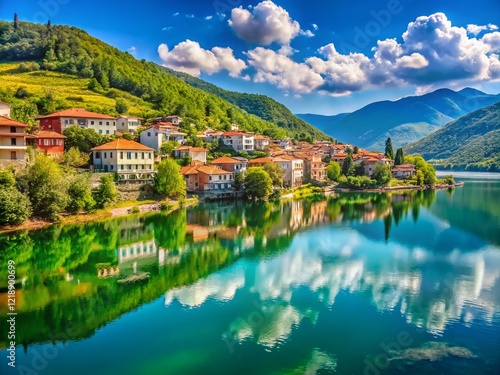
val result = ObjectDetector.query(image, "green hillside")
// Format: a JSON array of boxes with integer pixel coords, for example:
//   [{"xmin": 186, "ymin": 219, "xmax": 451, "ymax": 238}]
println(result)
[
  {"xmin": 165, "ymin": 68, "xmax": 332, "ymax": 142},
  {"xmin": 405, "ymin": 101, "xmax": 500, "ymax": 171},
  {"xmin": 0, "ymin": 20, "xmax": 327, "ymax": 140}
]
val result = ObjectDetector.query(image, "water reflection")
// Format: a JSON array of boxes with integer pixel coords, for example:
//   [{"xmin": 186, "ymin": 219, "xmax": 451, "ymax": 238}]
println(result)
[{"xmin": 0, "ymin": 188, "xmax": 499, "ymax": 351}]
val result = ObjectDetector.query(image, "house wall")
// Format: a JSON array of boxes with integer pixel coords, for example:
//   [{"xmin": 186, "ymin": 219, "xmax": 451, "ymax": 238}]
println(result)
[
  {"xmin": 0, "ymin": 103, "xmax": 11, "ymax": 117},
  {"xmin": 93, "ymin": 149, "xmax": 154, "ymax": 179},
  {"xmin": 37, "ymin": 138, "xmax": 64, "ymax": 156},
  {"xmin": 117, "ymin": 117, "xmax": 141, "ymax": 133},
  {"xmin": 140, "ymin": 130, "xmax": 162, "ymax": 151}
]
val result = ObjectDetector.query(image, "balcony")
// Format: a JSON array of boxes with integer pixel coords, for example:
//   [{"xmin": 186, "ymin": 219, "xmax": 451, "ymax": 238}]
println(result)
[{"xmin": 0, "ymin": 145, "xmax": 27, "ymax": 150}]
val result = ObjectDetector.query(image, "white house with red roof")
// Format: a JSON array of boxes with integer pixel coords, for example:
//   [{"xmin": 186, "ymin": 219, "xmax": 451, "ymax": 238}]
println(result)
[
  {"xmin": 0, "ymin": 116, "xmax": 28, "ymax": 162},
  {"xmin": 116, "ymin": 115, "xmax": 142, "ymax": 134},
  {"xmin": 91, "ymin": 139, "xmax": 154, "ymax": 181},
  {"xmin": 0, "ymin": 101, "xmax": 11, "ymax": 118},
  {"xmin": 173, "ymin": 146, "xmax": 209, "ymax": 164},
  {"xmin": 221, "ymin": 131, "xmax": 254, "ymax": 152},
  {"xmin": 211, "ymin": 156, "xmax": 248, "ymax": 173},
  {"xmin": 37, "ymin": 108, "xmax": 117, "ymax": 135},
  {"xmin": 140, "ymin": 124, "xmax": 187, "ymax": 151}
]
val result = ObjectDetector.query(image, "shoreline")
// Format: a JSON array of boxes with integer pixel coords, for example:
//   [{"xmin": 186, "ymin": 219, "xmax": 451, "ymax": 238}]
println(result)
[{"xmin": 329, "ymin": 182, "xmax": 463, "ymax": 194}]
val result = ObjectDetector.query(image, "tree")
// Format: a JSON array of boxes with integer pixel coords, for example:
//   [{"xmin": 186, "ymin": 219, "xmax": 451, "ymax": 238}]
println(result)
[
  {"xmin": 115, "ymin": 99, "xmax": 128, "ymax": 114},
  {"xmin": 93, "ymin": 174, "xmax": 119, "ymax": 208},
  {"xmin": 88, "ymin": 78, "xmax": 102, "ymax": 92},
  {"xmin": 244, "ymin": 168, "xmax": 272, "ymax": 200},
  {"xmin": 415, "ymin": 170, "xmax": 425, "ymax": 186},
  {"xmin": 342, "ymin": 155, "xmax": 355, "ymax": 176},
  {"xmin": 154, "ymin": 158, "xmax": 186, "ymax": 198},
  {"xmin": 15, "ymin": 86, "xmax": 28, "ymax": 99},
  {"xmin": 326, "ymin": 161, "xmax": 341, "ymax": 181},
  {"xmin": 11, "ymin": 103, "xmax": 38, "ymax": 126},
  {"xmin": 354, "ymin": 161, "xmax": 366, "ymax": 176},
  {"xmin": 160, "ymin": 140, "xmax": 179, "ymax": 156},
  {"xmin": 0, "ymin": 169, "xmax": 16, "ymax": 187},
  {"xmin": 61, "ymin": 147, "xmax": 90, "ymax": 169},
  {"xmin": 63, "ymin": 127, "xmax": 105, "ymax": 153},
  {"xmin": 385, "ymin": 137, "xmax": 395, "ymax": 160},
  {"xmin": 14, "ymin": 13, "xmax": 18, "ymax": 30},
  {"xmin": 394, "ymin": 148, "xmax": 405, "ymax": 165},
  {"xmin": 372, "ymin": 164, "xmax": 392, "ymax": 186},
  {"xmin": 405, "ymin": 155, "xmax": 436, "ymax": 185},
  {"xmin": 353, "ymin": 146, "xmax": 359, "ymax": 154},
  {"xmin": 66, "ymin": 174, "xmax": 95, "ymax": 214},
  {"xmin": 263, "ymin": 162, "xmax": 284, "ymax": 188},
  {"xmin": 0, "ymin": 188, "xmax": 32, "ymax": 225},
  {"xmin": 234, "ymin": 171, "xmax": 244, "ymax": 191},
  {"xmin": 26, "ymin": 154, "xmax": 68, "ymax": 221}
]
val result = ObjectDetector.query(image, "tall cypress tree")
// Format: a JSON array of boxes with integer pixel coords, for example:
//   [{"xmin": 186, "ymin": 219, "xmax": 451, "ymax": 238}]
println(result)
[
  {"xmin": 385, "ymin": 137, "xmax": 395, "ymax": 160},
  {"xmin": 342, "ymin": 155, "xmax": 355, "ymax": 176},
  {"xmin": 13, "ymin": 13, "xmax": 19, "ymax": 30},
  {"xmin": 394, "ymin": 148, "xmax": 405, "ymax": 165}
]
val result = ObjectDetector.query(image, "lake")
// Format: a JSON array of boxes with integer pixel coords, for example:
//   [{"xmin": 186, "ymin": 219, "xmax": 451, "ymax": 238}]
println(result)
[{"xmin": 1, "ymin": 173, "xmax": 499, "ymax": 375}]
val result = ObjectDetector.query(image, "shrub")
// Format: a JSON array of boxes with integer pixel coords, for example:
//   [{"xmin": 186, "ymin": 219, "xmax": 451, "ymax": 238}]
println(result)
[
  {"xmin": 131, "ymin": 206, "xmax": 140, "ymax": 214},
  {"xmin": 443, "ymin": 175, "xmax": 455, "ymax": 185},
  {"xmin": 0, "ymin": 187, "xmax": 32, "ymax": 225}
]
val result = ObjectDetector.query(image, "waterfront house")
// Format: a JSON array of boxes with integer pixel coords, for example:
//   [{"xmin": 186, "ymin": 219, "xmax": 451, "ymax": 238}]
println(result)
[
  {"xmin": 140, "ymin": 124, "xmax": 187, "ymax": 151},
  {"xmin": 91, "ymin": 139, "xmax": 154, "ymax": 181},
  {"xmin": 37, "ymin": 108, "xmax": 117, "ymax": 135},
  {"xmin": 116, "ymin": 115, "xmax": 142, "ymax": 134},
  {"xmin": 211, "ymin": 156, "xmax": 248, "ymax": 173},
  {"xmin": 33, "ymin": 130, "xmax": 66, "ymax": 156},
  {"xmin": 173, "ymin": 146, "xmax": 209, "ymax": 164},
  {"xmin": 272, "ymin": 155, "xmax": 304, "ymax": 188},
  {"xmin": 221, "ymin": 131, "xmax": 254, "ymax": 152},
  {"xmin": 180, "ymin": 164, "xmax": 234, "ymax": 191},
  {"xmin": 304, "ymin": 155, "xmax": 327, "ymax": 182},
  {"xmin": 0, "ymin": 101, "xmax": 11, "ymax": 117},
  {"xmin": 0, "ymin": 116, "xmax": 28, "ymax": 163},
  {"xmin": 392, "ymin": 164, "xmax": 417, "ymax": 179}
]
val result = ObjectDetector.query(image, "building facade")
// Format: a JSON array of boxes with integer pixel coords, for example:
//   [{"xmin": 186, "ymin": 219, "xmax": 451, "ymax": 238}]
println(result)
[
  {"xmin": 116, "ymin": 116, "xmax": 142, "ymax": 134},
  {"xmin": 140, "ymin": 125, "xmax": 187, "ymax": 151},
  {"xmin": 173, "ymin": 146, "xmax": 208, "ymax": 164},
  {"xmin": 221, "ymin": 131, "xmax": 254, "ymax": 152},
  {"xmin": 0, "ymin": 102, "xmax": 11, "ymax": 117},
  {"xmin": 37, "ymin": 108, "xmax": 117, "ymax": 135},
  {"xmin": 0, "ymin": 116, "xmax": 28, "ymax": 162},
  {"xmin": 211, "ymin": 156, "xmax": 248, "ymax": 173},
  {"xmin": 33, "ymin": 130, "xmax": 66, "ymax": 156}
]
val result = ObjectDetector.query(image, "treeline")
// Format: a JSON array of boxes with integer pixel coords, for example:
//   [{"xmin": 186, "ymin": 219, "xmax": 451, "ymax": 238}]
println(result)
[{"xmin": 0, "ymin": 20, "xmax": 300, "ymax": 138}]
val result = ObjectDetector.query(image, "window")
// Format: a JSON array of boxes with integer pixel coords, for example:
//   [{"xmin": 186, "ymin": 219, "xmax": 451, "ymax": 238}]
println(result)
[
  {"xmin": 209, "ymin": 176, "xmax": 212, "ymax": 181},
  {"xmin": 120, "ymin": 152, "xmax": 123, "ymax": 159},
  {"xmin": 120, "ymin": 165, "xmax": 124, "ymax": 170},
  {"xmin": 10, "ymin": 126, "xmax": 15, "ymax": 133},
  {"xmin": 99, "ymin": 130, "xmax": 102, "ymax": 134},
  {"xmin": 110, "ymin": 152, "xmax": 113, "ymax": 158},
  {"xmin": 110, "ymin": 165, "xmax": 114, "ymax": 170},
  {"xmin": 135, "ymin": 152, "xmax": 138, "ymax": 159},
  {"xmin": 69, "ymin": 119, "xmax": 74, "ymax": 124},
  {"xmin": 147, "ymin": 132, "xmax": 151, "ymax": 137},
  {"xmin": 149, "ymin": 153, "xmax": 152, "ymax": 159},
  {"xmin": 95, "ymin": 152, "xmax": 101, "ymax": 158},
  {"xmin": 141, "ymin": 152, "xmax": 145, "ymax": 159},
  {"xmin": 104, "ymin": 152, "xmax": 107, "ymax": 159},
  {"xmin": 128, "ymin": 165, "xmax": 132, "ymax": 170},
  {"xmin": 65, "ymin": 120, "xmax": 69, "ymax": 125},
  {"xmin": 99, "ymin": 121, "xmax": 103, "ymax": 125},
  {"xmin": 11, "ymin": 138, "xmax": 16, "ymax": 146},
  {"xmin": 44, "ymin": 139, "xmax": 50, "ymax": 146},
  {"xmin": 106, "ymin": 122, "xmax": 110, "ymax": 126},
  {"xmin": 10, "ymin": 151, "xmax": 16, "ymax": 160},
  {"xmin": 106, "ymin": 130, "xmax": 110, "ymax": 134},
  {"xmin": 127, "ymin": 152, "xmax": 132, "ymax": 159},
  {"xmin": 91, "ymin": 121, "xmax": 94, "ymax": 125}
]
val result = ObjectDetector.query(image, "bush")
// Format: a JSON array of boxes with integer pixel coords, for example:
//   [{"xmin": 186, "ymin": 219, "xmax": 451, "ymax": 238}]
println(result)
[
  {"xmin": 160, "ymin": 202, "xmax": 173, "ymax": 211},
  {"xmin": 0, "ymin": 187, "xmax": 32, "ymax": 225},
  {"xmin": 15, "ymin": 86, "xmax": 29, "ymax": 98},
  {"xmin": 340, "ymin": 176, "xmax": 378, "ymax": 189},
  {"xmin": 443, "ymin": 175, "xmax": 455, "ymax": 185},
  {"xmin": 131, "ymin": 206, "xmax": 140, "ymax": 214}
]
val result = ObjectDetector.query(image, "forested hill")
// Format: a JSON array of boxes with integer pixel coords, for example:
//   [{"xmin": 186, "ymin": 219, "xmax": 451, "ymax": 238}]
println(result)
[
  {"xmin": 165, "ymin": 67, "xmax": 331, "ymax": 142},
  {"xmin": 405, "ymin": 101, "xmax": 500, "ymax": 171},
  {"xmin": 0, "ymin": 20, "xmax": 330, "ymax": 140}
]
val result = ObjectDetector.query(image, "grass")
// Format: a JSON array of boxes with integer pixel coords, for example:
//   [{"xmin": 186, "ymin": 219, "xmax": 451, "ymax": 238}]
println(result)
[
  {"xmin": 0, "ymin": 62, "xmax": 153, "ymax": 115},
  {"xmin": 293, "ymin": 184, "xmax": 325, "ymax": 200}
]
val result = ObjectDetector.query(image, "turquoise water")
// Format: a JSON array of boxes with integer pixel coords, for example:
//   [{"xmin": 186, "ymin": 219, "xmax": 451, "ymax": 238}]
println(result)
[{"xmin": 1, "ymin": 174, "xmax": 499, "ymax": 374}]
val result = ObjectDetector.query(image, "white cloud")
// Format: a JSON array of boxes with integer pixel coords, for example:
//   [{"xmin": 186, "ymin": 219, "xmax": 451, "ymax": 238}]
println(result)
[
  {"xmin": 217, "ymin": 12, "xmax": 226, "ymax": 20},
  {"xmin": 186, "ymin": 14, "xmax": 194, "ymax": 18},
  {"xmin": 467, "ymin": 23, "xmax": 498, "ymax": 35},
  {"xmin": 312, "ymin": 23, "xmax": 318, "ymax": 30},
  {"xmin": 300, "ymin": 29, "xmax": 315, "ymax": 37},
  {"xmin": 173, "ymin": 12, "xmax": 179, "ymax": 16},
  {"xmin": 162, "ymin": 26, "xmax": 172, "ymax": 31},
  {"xmin": 483, "ymin": 31, "xmax": 500, "ymax": 52},
  {"xmin": 127, "ymin": 46, "xmax": 137, "ymax": 56},
  {"xmin": 205, "ymin": 15, "xmax": 213, "ymax": 20},
  {"xmin": 228, "ymin": 1, "xmax": 301, "ymax": 45},
  {"xmin": 158, "ymin": 40, "xmax": 247, "ymax": 78}
]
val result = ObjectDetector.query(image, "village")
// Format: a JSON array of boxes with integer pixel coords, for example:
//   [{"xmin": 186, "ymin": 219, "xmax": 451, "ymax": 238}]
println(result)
[{"xmin": 0, "ymin": 103, "xmax": 421, "ymax": 201}]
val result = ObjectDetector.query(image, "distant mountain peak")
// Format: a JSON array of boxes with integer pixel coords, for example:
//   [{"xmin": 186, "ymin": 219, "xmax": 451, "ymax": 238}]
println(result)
[{"xmin": 458, "ymin": 87, "xmax": 488, "ymax": 97}]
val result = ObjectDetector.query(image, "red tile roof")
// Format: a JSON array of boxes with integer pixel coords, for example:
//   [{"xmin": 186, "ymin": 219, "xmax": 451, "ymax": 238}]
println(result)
[
  {"xmin": 0, "ymin": 116, "xmax": 29, "ymax": 127},
  {"xmin": 222, "ymin": 131, "xmax": 253, "ymax": 136},
  {"xmin": 34, "ymin": 130, "xmax": 67, "ymax": 139},
  {"xmin": 91, "ymin": 139, "xmax": 153, "ymax": 151},
  {"xmin": 197, "ymin": 165, "xmax": 233, "ymax": 175},
  {"xmin": 212, "ymin": 156, "xmax": 241, "ymax": 164},
  {"xmin": 249, "ymin": 157, "xmax": 273, "ymax": 164},
  {"xmin": 180, "ymin": 165, "xmax": 199, "ymax": 175},
  {"xmin": 37, "ymin": 108, "xmax": 116, "ymax": 120}
]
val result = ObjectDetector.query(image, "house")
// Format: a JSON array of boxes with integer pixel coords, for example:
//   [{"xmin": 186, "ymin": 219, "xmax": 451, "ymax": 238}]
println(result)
[
  {"xmin": 140, "ymin": 125, "xmax": 187, "ymax": 151},
  {"xmin": 221, "ymin": 131, "xmax": 254, "ymax": 152},
  {"xmin": 273, "ymin": 139, "xmax": 293, "ymax": 150},
  {"xmin": 116, "ymin": 116, "xmax": 142, "ymax": 134},
  {"xmin": 0, "ymin": 116, "xmax": 28, "ymax": 162},
  {"xmin": 392, "ymin": 164, "xmax": 417, "ymax": 179},
  {"xmin": 33, "ymin": 130, "xmax": 66, "ymax": 156},
  {"xmin": 254, "ymin": 135, "xmax": 270, "ymax": 151},
  {"xmin": 353, "ymin": 152, "xmax": 393, "ymax": 176},
  {"xmin": 180, "ymin": 164, "xmax": 234, "ymax": 191},
  {"xmin": 272, "ymin": 155, "xmax": 304, "ymax": 188},
  {"xmin": 37, "ymin": 108, "xmax": 117, "ymax": 135},
  {"xmin": 91, "ymin": 139, "xmax": 155, "ymax": 181},
  {"xmin": 150, "ymin": 115, "xmax": 182, "ymax": 125},
  {"xmin": 248, "ymin": 157, "xmax": 273, "ymax": 166},
  {"xmin": 304, "ymin": 155, "xmax": 327, "ymax": 182},
  {"xmin": 0, "ymin": 102, "xmax": 11, "ymax": 117},
  {"xmin": 173, "ymin": 146, "xmax": 209, "ymax": 164},
  {"xmin": 211, "ymin": 156, "xmax": 248, "ymax": 173},
  {"xmin": 331, "ymin": 152, "xmax": 348, "ymax": 164}
]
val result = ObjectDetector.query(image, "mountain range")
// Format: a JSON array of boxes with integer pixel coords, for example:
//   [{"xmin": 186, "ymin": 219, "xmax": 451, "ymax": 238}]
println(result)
[
  {"xmin": 297, "ymin": 88, "xmax": 500, "ymax": 150},
  {"xmin": 405, "ymin": 101, "xmax": 500, "ymax": 171}
]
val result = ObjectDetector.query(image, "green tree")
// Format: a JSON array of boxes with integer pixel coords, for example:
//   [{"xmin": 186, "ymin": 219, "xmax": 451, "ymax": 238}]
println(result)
[
  {"xmin": 0, "ymin": 187, "xmax": 32, "ymax": 225},
  {"xmin": 342, "ymin": 155, "xmax": 355, "ymax": 176},
  {"xmin": 26, "ymin": 154, "xmax": 68, "ymax": 221},
  {"xmin": 244, "ymin": 168, "xmax": 273, "ymax": 200},
  {"xmin": 326, "ymin": 161, "xmax": 341, "ymax": 181},
  {"xmin": 405, "ymin": 155, "xmax": 436, "ymax": 185},
  {"xmin": 263, "ymin": 162, "xmax": 284, "ymax": 188},
  {"xmin": 234, "ymin": 171, "xmax": 244, "ymax": 191},
  {"xmin": 394, "ymin": 148, "xmax": 405, "ymax": 165},
  {"xmin": 154, "ymin": 158, "xmax": 186, "ymax": 198},
  {"xmin": 385, "ymin": 137, "xmax": 395, "ymax": 160},
  {"xmin": 15, "ymin": 86, "xmax": 29, "ymax": 99},
  {"xmin": 66, "ymin": 174, "xmax": 95, "ymax": 214},
  {"xmin": 353, "ymin": 146, "xmax": 359, "ymax": 154},
  {"xmin": 87, "ymin": 78, "xmax": 102, "ymax": 92},
  {"xmin": 63, "ymin": 127, "xmax": 105, "ymax": 153},
  {"xmin": 115, "ymin": 99, "xmax": 128, "ymax": 114},
  {"xmin": 61, "ymin": 147, "xmax": 90, "ymax": 168},
  {"xmin": 415, "ymin": 170, "xmax": 425, "ymax": 186},
  {"xmin": 160, "ymin": 140, "xmax": 179, "ymax": 156},
  {"xmin": 11, "ymin": 103, "xmax": 38, "ymax": 126},
  {"xmin": 372, "ymin": 164, "xmax": 392, "ymax": 186},
  {"xmin": 354, "ymin": 161, "xmax": 365, "ymax": 176},
  {"xmin": 93, "ymin": 174, "xmax": 119, "ymax": 208},
  {"xmin": 0, "ymin": 169, "xmax": 16, "ymax": 187}
]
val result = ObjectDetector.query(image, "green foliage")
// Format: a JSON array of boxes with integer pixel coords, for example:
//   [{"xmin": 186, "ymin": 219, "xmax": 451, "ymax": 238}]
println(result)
[
  {"xmin": 15, "ymin": 86, "xmax": 29, "ymax": 98},
  {"xmin": 263, "ymin": 162, "xmax": 284, "ymax": 188},
  {"xmin": 115, "ymin": 99, "xmax": 128, "ymax": 114},
  {"xmin": 63, "ymin": 126, "xmax": 112, "ymax": 153},
  {"xmin": 343, "ymin": 176, "xmax": 378, "ymax": 189},
  {"xmin": 234, "ymin": 171, "xmax": 244, "ymax": 191},
  {"xmin": 354, "ymin": 161, "xmax": 365, "ymax": 176},
  {"xmin": 154, "ymin": 158, "xmax": 186, "ymax": 198},
  {"xmin": 0, "ymin": 187, "xmax": 32, "ymax": 225},
  {"xmin": 372, "ymin": 164, "xmax": 392, "ymax": 186},
  {"xmin": 443, "ymin": 175, "xmax": 455, "ymax": 185},
  {"xmin": 66, "ymin": 174, "xmax": 95, "ymax": 213},
  {"xmin": 385, "ymin": 137, "xmax": 395, "ymax": 159},
  {"xmin": 160, "ymin": 140, "xmax": 179, "ymax": 155},
  {"xmin": 342, "ymin": 155, "xmax": 355, "ymax": 176},
  {"xmin": 0, "ymin": 169, "xmax": 16, "ymax": 187},
  {"xmin": 415, "ymin": 170, "xmax": 425, "ymax": 186},
  {"xmin": 405, "ymin": 155, "xmax": 437, "ymax": 185},
  {"xmin": 293, "ymin": 184, "xmax": 324, "ymax": 200},
  {"xmin": 93, "ymin": 174, "xmax": 119, "ymax": 208},
  {"xmin": 25, "ymin": 153, "xmax": 68, "ymax": 221},
  {"xmin": 326, "ymin": 161, "xmax": 341, "ymax": 181},
  {"xmin": 11, "ymin": 102, "xmax": 38, "ymax": 125},
  {"xmin": 394, "ymin": 148, "xmax": 405, "ymax": 165},
  {"xmin": 244, "ymin": 168, "xmax": 273, "ymax": 200},
  {"xmin": 131, "ymin": 206, "xmax": 140, "ymax": 214},
  {"xmin": 61, "ymin": 147, "xmax": 90, "ymax": 168}
]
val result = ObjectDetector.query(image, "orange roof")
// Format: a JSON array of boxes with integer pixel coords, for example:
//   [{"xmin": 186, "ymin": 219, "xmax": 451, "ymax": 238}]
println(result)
[
  {"xmin": 37, "ymin": 108, "xmax": 116, "ymax": 120},
  {"xmin": 180, "ymin": 165, "xmax": 199, "ymax": 175},
  {"xmin": 364, "ymin": 158, "xmax": 380, "ymax": 163},
  {"xmin": 197, "ymin": 165, "xmax": 233, "ymax": 175},
  {"xmin": 0, "ymin": 101, "xmax": 11, "ymax": 107},
  {"xmin": 334, "ymin": 152, "xmax": 348, "ymax": 158},
  {"xmin": 175, "ymin": 146, "xmax": 208, "ymax": 152},
  {"xmin": 222, "ymin": 131, "xmax": 253, "ymax": 136},
  {"xmin": 0, "ymin": 116, "xmax": 29, "ymax": 127},
  {"xmin": 249, "ymin": 157, "xmax": 273, "ymax": 164},
  {"xmin": 34, "ymin": 130, "xmax": 66, "ymax": 139},
  {"xmin": 91, "ymin": 139, "xmax": 153, "ymax": 151},
  {"xmin": 212, "ymin": 156, "xmax": 241, "ymax": 164},
  {"xmin": 190, "ymin": 147, "xmax": 209, "ymax": 152},
  {"xmin": 393, "ymin": 164, "xmax": 416, "ymax": 169}
]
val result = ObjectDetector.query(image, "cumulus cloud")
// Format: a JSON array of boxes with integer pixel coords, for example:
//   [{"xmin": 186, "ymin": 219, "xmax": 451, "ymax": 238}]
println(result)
[
  {"xmin": 247, "ymin": 12, "xmax": 500, "ymax": 95},
  {"xmin": 127, "ymin": 46, "xmax": 137, "ymax": 56},
  {"xmin": 312, "ymin": 23, "xmax": 318, "ymax": 30},
  {"xmin": 205, "ymin": 15, "xmax": 213, "ymax": 20},
  {"xmin": 158, "ymin": 40, "xmax": 247, "ymax": 77},
  {"xmin": 228, "ymin": 1, "xmax": 301, "ymax": 45},
  {"xmin": 300, "ymin": 29, "xmax": 315, "ymax": 37},
  {"xmin": 466, "ymin": 23, "xmax": 498, "ymax": 35}
]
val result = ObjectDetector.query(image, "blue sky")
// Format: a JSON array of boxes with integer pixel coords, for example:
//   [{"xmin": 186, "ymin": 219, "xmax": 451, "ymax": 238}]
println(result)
[{"xmin": 2, "ymin": 0, "xmax": 500, "ymax": 114}]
